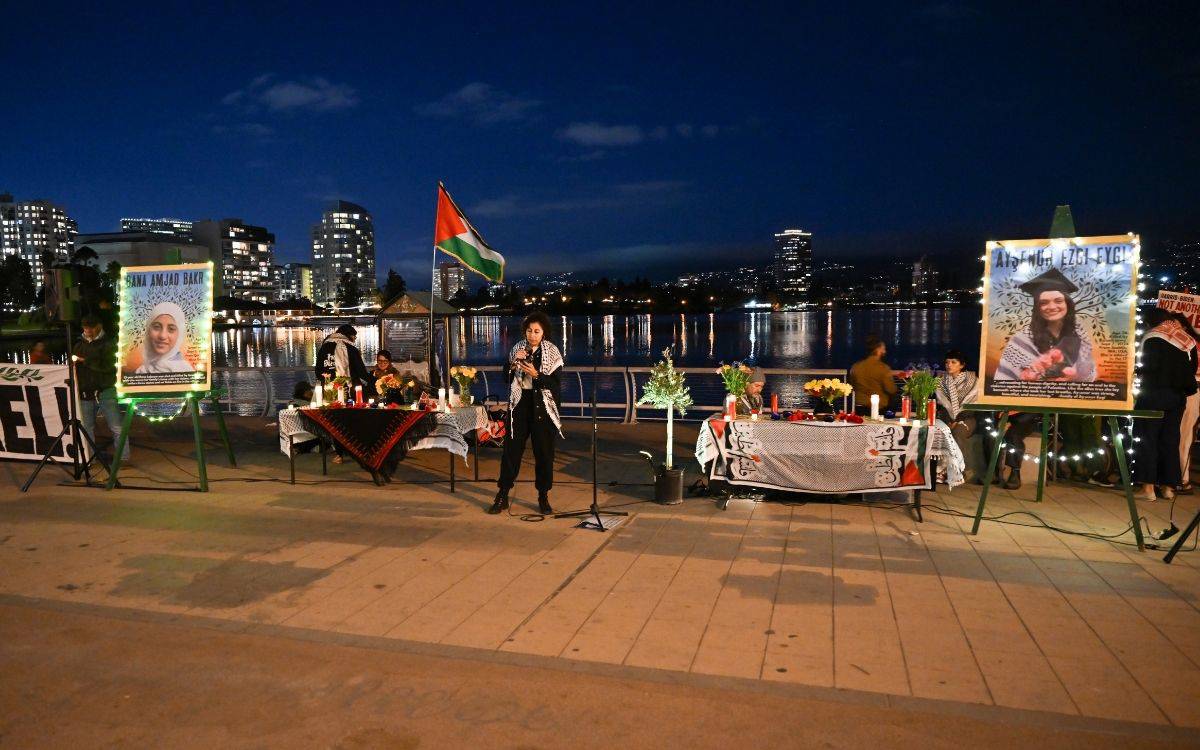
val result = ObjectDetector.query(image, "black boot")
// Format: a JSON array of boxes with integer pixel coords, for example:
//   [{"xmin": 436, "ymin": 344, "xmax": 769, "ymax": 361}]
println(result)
[
  {"xmin": 537, "ymin": 492, "xmax": 554, "ymax": 515},
  {"xmin": 1003, "ymin": 469, "xmax": 1021, "ymax": 490},
  {"xmin": 488, "ymin": 491, "xmax": 510, "ymax": 515}
]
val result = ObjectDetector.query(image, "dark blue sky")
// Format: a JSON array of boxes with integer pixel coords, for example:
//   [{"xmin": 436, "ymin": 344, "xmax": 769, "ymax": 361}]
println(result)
[{"xmin": 4, "ymin": 2, "xmax": 1197, "ymax": 286}]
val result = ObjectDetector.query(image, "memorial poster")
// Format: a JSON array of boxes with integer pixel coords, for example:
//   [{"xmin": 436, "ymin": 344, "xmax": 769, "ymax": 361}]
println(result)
[
  {"xmin": 977, "ymin": 235, "xmax": 1139, "ymax": 410},
  {"xmin": 117, "ymin": 263, "xmax": 213, "ymax": 394}
]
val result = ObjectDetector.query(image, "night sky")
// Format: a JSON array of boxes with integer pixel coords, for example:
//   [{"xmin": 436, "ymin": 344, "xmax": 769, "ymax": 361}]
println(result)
[{"xmin": 4, "ymin": 2, "xmax": 1197, "ymax": 286}]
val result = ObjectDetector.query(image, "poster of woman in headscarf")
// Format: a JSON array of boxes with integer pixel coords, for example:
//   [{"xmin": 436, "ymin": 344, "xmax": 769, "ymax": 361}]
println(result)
[
  {"xmin": 977, "ymin": 235, "xmax": 1139, "ymax": 410},
  {"xmin": 117, "ymin": 263, "xmax": 213, "ymax": 394}
]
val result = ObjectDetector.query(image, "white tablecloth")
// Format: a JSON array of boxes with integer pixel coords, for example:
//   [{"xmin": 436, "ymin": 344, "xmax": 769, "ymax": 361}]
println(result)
[{"xmin": 695, "ymin": 417, "xmax": 965, "ymax": 494}]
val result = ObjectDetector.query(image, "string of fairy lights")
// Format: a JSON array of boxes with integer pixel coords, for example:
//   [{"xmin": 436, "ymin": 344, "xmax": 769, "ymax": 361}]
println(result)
[{"xmin": 978, "ymin": 234, "xmax": 1143, "ymax": 469}]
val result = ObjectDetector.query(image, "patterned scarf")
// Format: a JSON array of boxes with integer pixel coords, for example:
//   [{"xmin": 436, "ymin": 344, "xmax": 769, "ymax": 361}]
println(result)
[
  {"xmin": 998, "ymin": 321, "xmax": 1092, "ymax": 376},
  {"xmin": 935, "ymin": 371, "xmax": 977, "ymax": 419},
  {"xmin": 1143, "ymin": 320, "xmax": 1197, "ymax": 353},
  {"xmin": 508, "ymin": 339, "xmax": 564, "ymax": 435}
]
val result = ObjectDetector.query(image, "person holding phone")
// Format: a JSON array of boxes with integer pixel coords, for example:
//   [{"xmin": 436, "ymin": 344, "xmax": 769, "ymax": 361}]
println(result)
[{"xmin": 490, "ymin": 311, "xmax": 563, "ymax": 515}]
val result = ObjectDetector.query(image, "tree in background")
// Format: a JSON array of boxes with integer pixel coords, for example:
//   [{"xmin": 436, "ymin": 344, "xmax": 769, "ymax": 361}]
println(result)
[
  {"xmin": 336, "ymin": 272, "xmax": 360, "ymax": 307},
  {"xmin": 0, "ymin": 255, "xmax": 37, "ymax": 319},
  {"xmin": 381, "ymin": 269, "xmax": 406, "ymax": 303}
]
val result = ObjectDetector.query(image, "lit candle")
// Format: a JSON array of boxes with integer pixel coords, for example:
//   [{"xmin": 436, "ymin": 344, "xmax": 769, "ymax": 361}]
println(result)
[
  {"xmin": 912, "ymin": 418, "xmax": 922, "ymax": 428},
  {"xmin": 335, "ymin": 387, "xmax": 344, "ymax": 404},
  {"xmin": 354, "ymin": 385, "xmax": 363, "ymax": 406},
  {"xmin": 925, "ymin": 399, "xmax": 936, "ymax": 423},
  {"xmin": 901, "ymin": 396, "xmax": 911, "ymax": 420},
  {"xmin": 750, "ymin": 412, "xmax": 758, "ymax": 422},
  {"xmin": 438, "ymin": 387, "xmax": 447, "ymax": 411},
  {"xmin": 314, "ymin": 385, "xmax": 323, "ymax": 407},
  {"xmin": 725, "ymin": 394, "xmax": 736, "ymax": 421},
  {"xmin": 870, "ymin": 394, "xmax": 879, "ymax": 420},
  {"xmin": 771, "ymin": 393, "xmax": 779, "ymax": 414}
]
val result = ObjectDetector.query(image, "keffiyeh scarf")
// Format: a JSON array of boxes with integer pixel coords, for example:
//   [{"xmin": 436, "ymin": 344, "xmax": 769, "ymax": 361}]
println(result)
[
  {"xmin": 935, "ymin": 372, "xmax": 977, "ymax": 420},
  {"xmin": 508, "ymin": 340, "xmax": 564, "ymax": 436}
]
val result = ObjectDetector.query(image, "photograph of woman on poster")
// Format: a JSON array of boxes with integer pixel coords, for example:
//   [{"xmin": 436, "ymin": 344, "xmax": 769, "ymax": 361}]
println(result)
[
  {"xmin": 995, "ymin": 268, "xmax": 1096, "ymax": 382},
  {"xmin": 134, "ymin": 302, "xmax": 192, "ymax": 374}
]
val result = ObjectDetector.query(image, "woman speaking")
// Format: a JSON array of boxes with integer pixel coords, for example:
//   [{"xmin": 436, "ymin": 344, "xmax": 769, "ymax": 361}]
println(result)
[{"xmin": 491, "ymin": 311, "xmax": 563, "ymax": 516}]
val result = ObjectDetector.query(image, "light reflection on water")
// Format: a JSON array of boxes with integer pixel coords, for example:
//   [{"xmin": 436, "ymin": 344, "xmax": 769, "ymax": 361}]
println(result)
[{"xmin": 1, "ymin": 310, "xmax": 978, "ymax": 371}]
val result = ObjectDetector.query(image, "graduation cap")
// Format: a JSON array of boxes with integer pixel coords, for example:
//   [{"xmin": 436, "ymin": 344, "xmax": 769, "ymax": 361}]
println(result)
[{"xmin": 1018, "ymin": 267, "xmax": 1078, "ymax": 297}]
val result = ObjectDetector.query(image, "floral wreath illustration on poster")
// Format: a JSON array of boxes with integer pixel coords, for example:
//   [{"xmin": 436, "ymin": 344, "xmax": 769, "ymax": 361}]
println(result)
[
  {"xmin": 117, "ymin": 263, "xmax": 213, "ymax": 395},
  {"xmin": 977, "ymin": 235, "xmax": 1139, "ymax": 410}
]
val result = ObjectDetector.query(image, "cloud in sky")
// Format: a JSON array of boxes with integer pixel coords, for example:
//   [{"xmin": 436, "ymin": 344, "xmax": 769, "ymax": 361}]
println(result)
[
  {"xmin": 415, "ymin": 82, "xmax": 541, "ymax": 124},
  {"xmin": 470, "ymin": 180, "xmax": 691, "ymax": 218},
  {"xmin": 557, "ymin": 121, "xmax": 721, "ymax": 148},
  {"xmin": 222, "ymin": 74, "xmax": 359, "ymax": 113}
]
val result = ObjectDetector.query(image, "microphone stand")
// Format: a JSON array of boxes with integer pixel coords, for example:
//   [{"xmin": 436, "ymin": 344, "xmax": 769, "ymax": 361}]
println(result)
[{"xmin": 555, "ymin": 315, "xmax": 628, "ymax": 530}]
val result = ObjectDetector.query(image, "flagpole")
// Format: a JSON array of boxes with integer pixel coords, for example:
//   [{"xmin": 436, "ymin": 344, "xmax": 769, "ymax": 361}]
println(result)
[{"xmin": 430, "ymin": 185, "xmax": 444, "ymax": 392}]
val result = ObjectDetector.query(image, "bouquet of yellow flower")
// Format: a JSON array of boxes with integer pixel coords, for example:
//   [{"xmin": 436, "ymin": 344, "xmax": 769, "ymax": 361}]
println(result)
[
  {"xmin": 716, "ymin": 362, "xmax": 753, "ymax": 396},
  {"xmin": 804, "ymin": 377, "xmax": 853, "ymax": 406},
  {"xmin": 449, "ymin": 365, "xmax": 477, "ymax": 405}
]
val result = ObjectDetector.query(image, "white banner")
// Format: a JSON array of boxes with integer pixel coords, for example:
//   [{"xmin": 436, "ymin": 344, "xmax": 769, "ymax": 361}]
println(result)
[{"xmin": 0, "ymin": 363, "xmax": 87, "ymax": 463}]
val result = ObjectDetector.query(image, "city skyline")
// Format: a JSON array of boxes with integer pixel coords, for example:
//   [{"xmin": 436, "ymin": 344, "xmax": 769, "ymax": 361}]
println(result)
[{"xmin": 4, "ymin": 4, "xmax": 1196, "ymax": 287}]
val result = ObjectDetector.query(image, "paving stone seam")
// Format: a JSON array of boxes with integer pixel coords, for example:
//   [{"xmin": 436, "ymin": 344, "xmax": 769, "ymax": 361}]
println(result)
[{"xmin": 4, "ymin": 594, "xmax": 1195, "ymax": 743}]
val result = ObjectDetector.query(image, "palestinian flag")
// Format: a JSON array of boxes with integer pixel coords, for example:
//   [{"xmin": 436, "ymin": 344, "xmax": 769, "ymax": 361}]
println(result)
[{"xmin": 434, "ymin": 183, "xmax": 505, "ymax": 282}]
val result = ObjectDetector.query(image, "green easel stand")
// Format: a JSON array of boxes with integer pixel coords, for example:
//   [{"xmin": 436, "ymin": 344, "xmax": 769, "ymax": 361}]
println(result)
[
  {"xmin": 105, "ymin": 388, "xmax": 236, "ymax": 492},
  {"xmin": 964, "ymin": 404, "xmax": 1162, "ymax": 551}
]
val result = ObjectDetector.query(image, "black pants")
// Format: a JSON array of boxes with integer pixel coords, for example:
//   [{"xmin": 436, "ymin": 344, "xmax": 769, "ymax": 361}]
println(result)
[
  {"xmin": 1132, "ymin": 403, "xmax": 1185, "ymax": 486},
  {"xmin": 499, "ymin": 392, "xmax": 557, "ymax": 494},
  {"xmin": 980, "ymin": 412, "xmax": 1040, "ymax": 471}
]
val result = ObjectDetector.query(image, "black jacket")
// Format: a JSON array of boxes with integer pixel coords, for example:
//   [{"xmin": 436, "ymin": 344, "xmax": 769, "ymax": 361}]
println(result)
[
  {"xmin": 1135, "ymin": 338, "xmax": 1199, "ymax": 412},
  {"xmin": 315, "ymin": 333, "xmax": 376, "ymax": 396},
  {"xmin": 72, "ymin": 332, "xmax": 118, "ymax": 397}
]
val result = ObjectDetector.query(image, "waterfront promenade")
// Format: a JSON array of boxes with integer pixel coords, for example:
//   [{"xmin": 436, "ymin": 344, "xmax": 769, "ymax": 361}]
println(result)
[{"xmin": 2, "ymin": 416, "xmax": 1199, "ymax": 747}]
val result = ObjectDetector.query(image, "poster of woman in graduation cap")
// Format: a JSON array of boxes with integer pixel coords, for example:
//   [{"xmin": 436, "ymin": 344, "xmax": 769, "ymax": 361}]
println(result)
[{"xmin": 978, "ymin": 235, "xmax": 1140, "ymax": 410}]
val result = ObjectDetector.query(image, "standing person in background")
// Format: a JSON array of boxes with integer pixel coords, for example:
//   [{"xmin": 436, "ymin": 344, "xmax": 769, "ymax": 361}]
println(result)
[
  {"xmin": 29, "ymin": 340, "xmax": 52, "ymax": 364},
  {"xmin": 491, "ymin": 311, "xmax": 563, "ymax": 516},
  {"xmin": 849, "ymin": 335, "xmax": 898, "ymax": 415},
  {"xmin": 1170, "ymin": 312, "xmax": 1200, "ymax": 494},
  {"xmin": 1132, "ymin": 307, "xmax": 1198, "ymax": 501},
  {"xmin": 73, "ymin": 315, "xmax": 129, "ymax": 462},
  {"xmin": 315, "ymin": 324, "xmax": 375, "ymax": 397}
]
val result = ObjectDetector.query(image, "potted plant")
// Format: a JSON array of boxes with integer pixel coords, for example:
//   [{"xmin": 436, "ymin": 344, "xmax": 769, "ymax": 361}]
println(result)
[
  {"xmin": 638, "ymin": 348, "xmax": 693, "ymax": 504},
  {"xmin": 902, "ymin": 369, "xmax": 938, "ymax": 419},
  {"xmin": 449, "ymin": 365, "xmax": 477, "ymax": 406}
]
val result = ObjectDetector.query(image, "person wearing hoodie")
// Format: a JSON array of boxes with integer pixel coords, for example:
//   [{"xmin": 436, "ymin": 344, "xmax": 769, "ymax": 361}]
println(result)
[
  {"xmin": 73, "ymin": 314, "xmax": 129, "ymax": 461},
  {"xmin": 315, "ymin": 324, "xmax": 375, "ymax": 397}
]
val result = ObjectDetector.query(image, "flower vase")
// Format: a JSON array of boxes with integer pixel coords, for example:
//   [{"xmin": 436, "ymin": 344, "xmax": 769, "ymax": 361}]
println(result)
[
  {"xmin": 384, "ymin": 387, "xmax": 406, "ymax": 405},
  {"xmin": 461, "ymin": 391, "xmax": 474, "ymax": 406},
  {"xmin": 812, "ymin": 398, "xmax": 835, "ymax": 415}
]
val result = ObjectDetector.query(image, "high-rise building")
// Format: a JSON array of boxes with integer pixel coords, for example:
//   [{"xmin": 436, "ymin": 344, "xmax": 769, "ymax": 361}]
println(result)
[
  {"xmin": 120, "ymin": 217, "xmax": 194, "ymax": 240},
  {"xmin": 433, "ymin": 261, "xmax": 468, "ymax": 302},
  {"xmin": 278, "ymin": 262, "xmax": 313, "ymax": 301},
  {"xmin": 773, "ymin": 229, "xmax": 813, "ymax": 298},
  {"xmin": 311, "ymin": 200, "xmax": 375, "ymax": 305},
  {"xmin": 912, "ymin": 255, "xmax": 938, "ymax": 300},
  {"xmin": 194, "ymin": 219, "xmax": 276, "ymax": 303},
  {"xmin": 0, "ymin": 194, "xmax": 79, "ymax": 284}
]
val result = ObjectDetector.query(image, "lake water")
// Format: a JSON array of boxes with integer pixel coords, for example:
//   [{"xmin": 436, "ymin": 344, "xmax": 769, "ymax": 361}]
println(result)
[{"xmin": 2, "ymin": 309, "xmax": 980, "ymax": 371}]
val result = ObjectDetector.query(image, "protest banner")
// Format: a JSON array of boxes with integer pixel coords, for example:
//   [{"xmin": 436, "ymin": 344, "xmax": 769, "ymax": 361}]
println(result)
[
  {"xmin": 977, "ymin": 234, "xmax": 1139, "ymax": 410},
  {"xmin": 0, "ymin": 363, "xmax": 87, "ymax": 463},
  {"xmin": 1157, "ymin": 290, "xmax": 1200, "ymax": 330}
]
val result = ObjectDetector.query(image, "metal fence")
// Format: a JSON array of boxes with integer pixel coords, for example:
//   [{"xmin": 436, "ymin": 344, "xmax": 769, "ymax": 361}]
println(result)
[{"xmin": 205, "ymin": 364, "xmax": 853, "ymax": 422}]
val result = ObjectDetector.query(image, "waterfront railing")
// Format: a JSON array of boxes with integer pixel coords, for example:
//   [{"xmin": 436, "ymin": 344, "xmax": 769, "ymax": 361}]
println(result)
[{"xmin": 206, "ymin": 365, "xmax": 851, "ymax": 422}]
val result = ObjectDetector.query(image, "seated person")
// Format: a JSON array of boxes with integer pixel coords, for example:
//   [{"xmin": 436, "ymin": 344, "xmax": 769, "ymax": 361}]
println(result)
[
  {"xmin": 849, "ymin": 335, "xmax": 898, "ymax": 415},
  {"xmin": 934, "ymin": 349, "xmax": 979, "ymax": 477},
  {"xmin": 736, "ymin": 369, "xmax": 766, "ymax": 415},
  {"xmin": 291, "ymin": 380, "xmax": 314, "ymax": 407},
  {"xmin": 288, "ymin": 381, "xmax": 320, "ymax": 454},
  {"xmin": 371, "ymin": 349, "xmax": 401, "ymax": 379}
]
